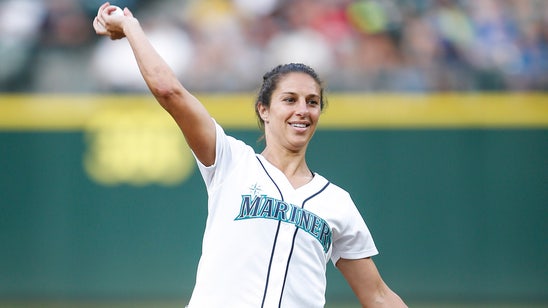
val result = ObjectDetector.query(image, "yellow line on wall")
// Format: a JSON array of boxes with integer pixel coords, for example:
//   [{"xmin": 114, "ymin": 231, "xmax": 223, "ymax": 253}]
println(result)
[{"xmin": 0, "ymin": 93, "xmax": 547, "ymax": 131}]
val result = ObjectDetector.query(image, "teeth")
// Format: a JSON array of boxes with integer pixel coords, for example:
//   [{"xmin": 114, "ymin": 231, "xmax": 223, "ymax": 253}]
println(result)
[{"xmin": 292, "ymin": 123, "xmax": 307, "ymax": 128}]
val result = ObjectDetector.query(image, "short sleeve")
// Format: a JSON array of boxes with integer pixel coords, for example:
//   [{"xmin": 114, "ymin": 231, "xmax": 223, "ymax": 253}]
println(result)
[
  {"xmin": 330, "ymin": 195, "xmax": 378, "ymax": 264},
  {"xmin": 193, "ymin": 119, "xmax": 253, "ymax": 192}
]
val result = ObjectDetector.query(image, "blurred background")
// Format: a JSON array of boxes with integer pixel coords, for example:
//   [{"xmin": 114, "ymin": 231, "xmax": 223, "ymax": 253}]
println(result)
[
  {"xmin": 0, "ymin": 0, "xmax": 547, "ymax": 307},
  {"xmin": 1, "ymin": 0, "xmax": 548, "ymax": 93}
]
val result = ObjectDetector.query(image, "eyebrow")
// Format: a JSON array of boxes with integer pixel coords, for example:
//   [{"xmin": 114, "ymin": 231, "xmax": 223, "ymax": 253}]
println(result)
[{"xmin": 280, "ymin": 92, "xmax": 320, "ymax": 98}]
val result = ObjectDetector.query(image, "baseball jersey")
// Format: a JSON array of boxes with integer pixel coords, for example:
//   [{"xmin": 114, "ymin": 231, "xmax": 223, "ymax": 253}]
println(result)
[{"xmin": 187, "ymin": 120, "xmax": 378, "ymax": 308}]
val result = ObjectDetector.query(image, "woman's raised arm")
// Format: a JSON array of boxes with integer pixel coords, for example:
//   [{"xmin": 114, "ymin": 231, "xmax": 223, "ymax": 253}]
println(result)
[{"xmin": 93, "ymin": 2, "xmax": 216, "ymax": 166}]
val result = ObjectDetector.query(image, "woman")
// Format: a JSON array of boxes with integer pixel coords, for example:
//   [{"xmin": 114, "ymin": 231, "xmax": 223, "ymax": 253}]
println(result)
[{"xmin": 93, "ymin": 3, "xmax": 407, "ymax": 307}]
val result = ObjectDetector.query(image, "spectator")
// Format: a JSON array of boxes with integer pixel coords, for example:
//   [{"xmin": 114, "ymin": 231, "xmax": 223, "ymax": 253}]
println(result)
[{"xmin": 0, "ymin": 0, "xmax": 546, "ymax": 92}]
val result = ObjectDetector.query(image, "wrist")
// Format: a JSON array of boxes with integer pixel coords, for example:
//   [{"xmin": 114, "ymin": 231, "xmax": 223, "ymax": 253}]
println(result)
[{"xmin": 122, "ymin": 17, "xmax": 140, "ymax": 35}]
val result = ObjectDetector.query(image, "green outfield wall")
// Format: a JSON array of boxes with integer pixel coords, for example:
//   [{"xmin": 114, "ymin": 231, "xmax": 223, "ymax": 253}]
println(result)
[{"xmin": 0, "ymin": 94, "xmax": 547, "ymax": 304}]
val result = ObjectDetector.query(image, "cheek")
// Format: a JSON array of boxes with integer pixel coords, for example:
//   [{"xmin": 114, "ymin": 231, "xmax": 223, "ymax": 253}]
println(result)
[{"xmin": 311, "ymin": 109, "xmax": 321, "ymax": 123}]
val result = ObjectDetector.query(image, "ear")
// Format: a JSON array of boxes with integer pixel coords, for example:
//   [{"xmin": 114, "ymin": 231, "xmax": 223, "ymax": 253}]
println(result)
[{"xmin": 257, "ymin": 102, "xmax": 269, "ymax": 123}]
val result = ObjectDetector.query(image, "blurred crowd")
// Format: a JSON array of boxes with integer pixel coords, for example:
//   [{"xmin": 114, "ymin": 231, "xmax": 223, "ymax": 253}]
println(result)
[{"xmin": 0, "ymin": 0, "xmax": 547, "ymax": 93}]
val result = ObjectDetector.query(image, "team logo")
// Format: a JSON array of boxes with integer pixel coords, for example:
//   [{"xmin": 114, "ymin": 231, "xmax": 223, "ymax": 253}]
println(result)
[{"xmin": 235, "ymin": 194, "xmax": 332, "ymax": 253}]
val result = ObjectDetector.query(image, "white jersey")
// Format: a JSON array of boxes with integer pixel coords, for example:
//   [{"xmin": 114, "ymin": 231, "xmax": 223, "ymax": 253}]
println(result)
[{"xmin": 187, "ymin": 121, "xmax": 378, "ymax": 308}]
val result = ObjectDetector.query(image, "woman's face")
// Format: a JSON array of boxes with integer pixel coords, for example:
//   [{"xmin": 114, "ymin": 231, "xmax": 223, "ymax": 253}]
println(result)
[{"xmin": 258, "ymin": 72, "xmax": 322, "ymax": 152}]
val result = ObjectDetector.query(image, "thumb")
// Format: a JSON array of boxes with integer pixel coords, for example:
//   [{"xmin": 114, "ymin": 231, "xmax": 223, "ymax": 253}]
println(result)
[{"xmin": 123, "ymin": 7, "xmax": 134, "ymax": 17}]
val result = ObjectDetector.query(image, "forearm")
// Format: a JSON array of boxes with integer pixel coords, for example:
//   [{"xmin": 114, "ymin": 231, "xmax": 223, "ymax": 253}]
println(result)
[
  {"xmin": 337, "ymin": 258, "xmax": 407, "ymax": 308},
  {"xmin": 121, "ymin": 18, "xmax": 186, "ymax": 103},
  {"xmin": 363, "ymin": 284, "xmax": 407, "ymax": 308},
  {"xmin": 93, "ymin": 3, "xmax": 216, "ymax": 165},
  {"xmin": 120, "ymin": 17, "xmax": 213, "ymax": 140}
]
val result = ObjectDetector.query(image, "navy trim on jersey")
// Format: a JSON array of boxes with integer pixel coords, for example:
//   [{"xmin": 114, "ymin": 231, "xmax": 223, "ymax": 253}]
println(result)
[
  {"xmin": 278, "ymin": 181, "xmax": 330, "ymax": 308},
  {"xmin": 256, "ymin": 156, "xmax": 284, "ymax": 308},
  {"xmin": 256, "ymin": 156, "xmax": 332, "ymax": 308}
]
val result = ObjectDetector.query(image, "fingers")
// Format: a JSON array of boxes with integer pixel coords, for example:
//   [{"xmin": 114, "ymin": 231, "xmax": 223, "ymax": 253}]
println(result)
[
  {"xmin": 123, "ymin": 7, "xmax": 134, "ymax": 18},
  {"xmin": 95, "ymin": 2, "xmax": 110, "ymax": 33},
  {"xmin": 97, "ymin": 2, "xmax": 110, "ymax": 21},
  {"xmin": 97, "ymin": 3, "xmax": 123, "ymax": 27},
  {"xmin": 98, "ymin": 2, "xmax": 110, "ymax": 13},
  {"xmin": 104, "ymin": 5, "xmax": 119, "ymax": 16},
  {"xmin": 93, "ymin": 2, "xmax": 133, "ymax": 40},
  {"xmin": 93, "ymin": 16, "xmax": 107, "ymax": 34}
]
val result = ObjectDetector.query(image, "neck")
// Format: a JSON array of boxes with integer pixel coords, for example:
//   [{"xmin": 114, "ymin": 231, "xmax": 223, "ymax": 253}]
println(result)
[{"xmin": 261, "ymin": 147, "xmax": 314, "ymax": 188}]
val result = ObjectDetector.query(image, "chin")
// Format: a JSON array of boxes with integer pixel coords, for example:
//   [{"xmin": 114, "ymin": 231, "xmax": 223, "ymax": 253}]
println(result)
[{"xmin": 288, "ymin": 140, "xmax": 310, "ymax": 151}]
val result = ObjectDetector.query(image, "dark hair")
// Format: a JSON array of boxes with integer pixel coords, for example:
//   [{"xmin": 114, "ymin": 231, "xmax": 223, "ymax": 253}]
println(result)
[{"xmin": 255, "ymin": 63, "xmax": 327, "ymax": 131}]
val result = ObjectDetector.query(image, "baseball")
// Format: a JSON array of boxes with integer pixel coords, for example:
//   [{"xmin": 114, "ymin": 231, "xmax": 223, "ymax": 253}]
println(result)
[
  {"xmin": 95, "ymin": 5, "xmax": 124, "ymax": 32},
  {"xmin": 97, "ymin": 5, "xmax": 124, "ymax": 18},
  {"xmin": 109, "ymin": 5, "xmax": 124, "ymax": 16}
]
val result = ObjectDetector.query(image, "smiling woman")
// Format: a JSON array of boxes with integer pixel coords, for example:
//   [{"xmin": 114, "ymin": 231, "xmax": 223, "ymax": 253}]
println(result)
[
  {"xmin": 256, "ymin": 67, "xmax": 324, "ymax": 176},
  {"xmin": 91, "ymin": 1, "xmax": 407, "ymax": 306},
  {"xmin": 0, "ymin": 93, "xmax": 547, "ymax": 305}
]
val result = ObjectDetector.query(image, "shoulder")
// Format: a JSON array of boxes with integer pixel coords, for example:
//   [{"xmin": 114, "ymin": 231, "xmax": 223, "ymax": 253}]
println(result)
[
  {"xmin": 310, "ymin": 174, "xmax": 354, "ymax": 207},
  {"xmin": 213, "ymin": 119, "xmax": 255, "ymax": 153},
  {"xmin": 316, "ymin": 174, "xmax": 352, "ymax": 198}
]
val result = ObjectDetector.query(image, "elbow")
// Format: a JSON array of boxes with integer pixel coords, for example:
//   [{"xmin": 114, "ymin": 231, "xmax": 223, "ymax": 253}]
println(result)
[
  {"xmin": 145, "ymin": 67, "xmax": 183, "ymax": 101},
  {"xmin": 149, "ymin": 80, "xmax": 184, "ymax": 109},
  {"xmin": 150, "ymin": 80, "xmax": 181, "ymax": 99}
]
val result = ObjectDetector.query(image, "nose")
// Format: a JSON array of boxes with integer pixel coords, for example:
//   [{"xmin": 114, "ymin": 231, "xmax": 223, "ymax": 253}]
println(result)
[{"xmin": 295, "ymin": 99, "xmax": 309, "ymax": 116}]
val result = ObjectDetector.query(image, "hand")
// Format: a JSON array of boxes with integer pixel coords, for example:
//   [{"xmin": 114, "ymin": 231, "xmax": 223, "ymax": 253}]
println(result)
[{"xmin": 93, "ymin": 2, "xmax": 134, "ymax": 40}]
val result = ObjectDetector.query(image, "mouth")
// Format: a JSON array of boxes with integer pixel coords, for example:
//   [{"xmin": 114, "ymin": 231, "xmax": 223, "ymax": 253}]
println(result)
[{"xmin": 289, "ymin": 122, "xmax": 310, "ymax": 128}]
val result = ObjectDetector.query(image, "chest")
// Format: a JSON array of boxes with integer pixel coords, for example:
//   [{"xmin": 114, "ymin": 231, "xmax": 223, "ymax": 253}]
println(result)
[{"xmin": 223, "ymin": 162, "xmax": 334, "ymax": 252}]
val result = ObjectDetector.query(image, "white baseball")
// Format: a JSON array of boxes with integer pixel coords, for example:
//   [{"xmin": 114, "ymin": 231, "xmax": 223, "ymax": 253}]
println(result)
[
  {"xmin": 95, "ymin": 5, "xmax": 123, "ymax": 32},
  {"xmin": 110, "ymin": 5, "xmax": 124, "ymax": 16}
]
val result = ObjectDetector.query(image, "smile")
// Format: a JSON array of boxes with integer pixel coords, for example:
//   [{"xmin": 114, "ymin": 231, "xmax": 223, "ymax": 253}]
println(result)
[{"xmin": 290, "ymin": 123, "xmax": 309, "ymax": 128}]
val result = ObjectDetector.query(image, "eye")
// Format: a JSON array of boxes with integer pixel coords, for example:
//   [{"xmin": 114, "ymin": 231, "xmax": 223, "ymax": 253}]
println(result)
[
  {"xmin": 307, "ymin": 96, "xmax": 321, "ymax": 106},
  {"xmin": 283, "ymin": 97, "xmax": 296, "ymax": 103}
]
